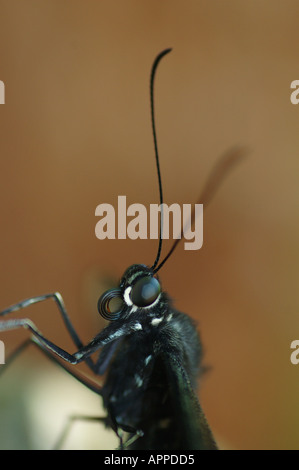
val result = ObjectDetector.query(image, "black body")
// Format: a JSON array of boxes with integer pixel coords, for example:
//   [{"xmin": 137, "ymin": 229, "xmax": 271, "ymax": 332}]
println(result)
[{"xmin": 96, "ymin": 264, "xmax": 218, "ymax": 449}]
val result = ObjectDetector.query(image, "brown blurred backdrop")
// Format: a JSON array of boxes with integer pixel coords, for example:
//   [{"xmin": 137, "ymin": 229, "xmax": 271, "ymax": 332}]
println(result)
[{"xmin": 0, "ymin": 0, "xmax": 299, "ymax": 450}]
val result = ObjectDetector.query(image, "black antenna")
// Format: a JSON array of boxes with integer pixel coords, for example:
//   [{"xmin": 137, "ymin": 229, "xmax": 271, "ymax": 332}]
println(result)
[
  {"xmin": 150, "ymin": 48, "xmax": 172, "ymax": 271},
  {"xmin": 153, "ymin": 146, "xmax": 247, "ymax": 273}
]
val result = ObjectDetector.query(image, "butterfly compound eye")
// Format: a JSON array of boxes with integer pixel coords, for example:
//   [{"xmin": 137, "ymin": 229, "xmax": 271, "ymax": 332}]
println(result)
[
  {"xmin": 131, "ymin": 276, "xmax": 161, "ymax": 307},
  {"xmin": 98, "ymin": 288, "xmax": 124, "ymax": 321}
]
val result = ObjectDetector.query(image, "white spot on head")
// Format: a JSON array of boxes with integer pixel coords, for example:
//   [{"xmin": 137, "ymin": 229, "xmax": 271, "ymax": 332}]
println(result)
[
  {"xmin": 123, "ymin": 286, "xmax": 133, "ymax": 306},
  {"xmin": 130, "ymin": 305, "xmax": 138, "ymax": 314},
  {"xmin": 151, "ymin": 317, "xmax": 163, "ymax": 326},
  {"xmin": 166, "ymin": 313, "xmax": 173, "ymax": 322}
]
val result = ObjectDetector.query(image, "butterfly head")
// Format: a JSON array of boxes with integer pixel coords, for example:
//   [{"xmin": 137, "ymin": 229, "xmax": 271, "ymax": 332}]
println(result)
[{"xmin": 97, "ymin": 264, "xmax": 161, "ymax": 321}]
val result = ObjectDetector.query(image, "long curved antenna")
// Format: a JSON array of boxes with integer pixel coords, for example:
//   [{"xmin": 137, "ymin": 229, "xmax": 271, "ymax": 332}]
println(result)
[
  {"xmin": 149, "ymin": 48, "xmax": 172, "ymax": 271},
  {"xmin": 153, "ymin": 146, "xmax": 247, "ymax": 273}
]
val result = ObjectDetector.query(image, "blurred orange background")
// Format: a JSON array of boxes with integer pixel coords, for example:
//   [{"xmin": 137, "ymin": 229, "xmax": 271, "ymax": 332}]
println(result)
[{"xmin": 0, "ymin": 0, "xmax": 299, "ymax": 450}]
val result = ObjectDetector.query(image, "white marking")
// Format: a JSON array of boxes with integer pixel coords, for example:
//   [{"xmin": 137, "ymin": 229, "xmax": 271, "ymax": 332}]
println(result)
[
  {"xmin": 75, "ymin": 325, "xmax": 126, "ymax": 360},
  {"xmin": 151, "ymin": 317, "xmax": 163, "ymax": 326},
  {"xmin": 109, "ymin": 328, "xmax": 125, "ymax": 340},
  {"xmin": 75, "ymin": 352, "xmax": 83, "ymax": 359},
  {"xmin": 145, "ymin": 355, "xmax": 152, "ymax": 366},
  {"xmin": 123, "ymin": 286, "xmax": 133, "ymax": 306},
  {"xmin": 132, "ymin": 322, "xmax": 142, "ymax": 331},
  {"xmin": 166, "ymin": 313, "xmax": 173, "ymax": 322},
  {"xmin": 134, "ymin": 374, "xmax": 143, "ymax": 388},
  {"xmin": 130, "ymin": 305, "xmax": 138, "ymax": 313}
]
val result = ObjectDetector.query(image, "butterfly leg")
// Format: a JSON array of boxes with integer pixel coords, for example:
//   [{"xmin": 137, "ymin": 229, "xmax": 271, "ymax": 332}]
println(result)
[
  {"xmin": 121, "ymin": 429, "xmax": 144, "ymax": 449},
  {"xmin": 0, "ymin": 307, "xmax": 132, "ymax": 366},
  {"xmin": 52, "ymin": 398, "xmax": 143, "ymax": 450},
  {"xmin": 0, "ymin": 293, "xmax": 96, "ymax": 371},
  {"xmin": 112, "ymin": 425, "xmax": 144, "ymax": 450},
  {"xmin": 103, "ymin": 402, "xmax": 144, "ymax": 450},
  {"xmin": 0, "ymin": 337, "xmax": 107, "ymax": 449},
  {"xmin": 52, "ymin": 413, "xmax": 140, "ymax": 450},
  {"xmin": 0, "ymin": 338, "xmax": 31, "ymax": 377},
  {"xmin": 53, "ymin": 414, "xmax": 108, "ymax": 450},
  {"xmin": 0, "ymin": 315, "xmax": 93, "ymax": 365},
  {"xmin": 0, "ymin": 337, "xmax": 103, "ymax": 395}
]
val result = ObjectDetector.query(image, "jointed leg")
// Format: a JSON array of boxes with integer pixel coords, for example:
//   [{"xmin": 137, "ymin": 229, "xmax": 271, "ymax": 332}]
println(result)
[
  {"xmin": 0, "ymin": 336, "xmax": 103, "ymax": 394},
  {"xmin": 52, "ymin": 413, "xmax": 141, "ymax": 450},
  {"xmin": 0, "ymin": 317, "xmax": 82, "ymax": 364},
  {"xmin": 0, "ymin": 336, "xmax": 108, "ymax": 450},
  {"xmin": 0, "ymin": 335, "xmax": 142, "ymax": 450},
  {"xmin": 0, "ymin": 293, "xmax": 96, "ymax": 371},
  {"xmin": 53, "ymin": 414, "xmax": 108, "ymax": 450}
]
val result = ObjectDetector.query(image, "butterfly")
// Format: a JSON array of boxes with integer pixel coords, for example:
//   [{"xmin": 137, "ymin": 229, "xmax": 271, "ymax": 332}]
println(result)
[{"xmin": 0, "ymin": 49, "xmax": 244, "ymax": 450}]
